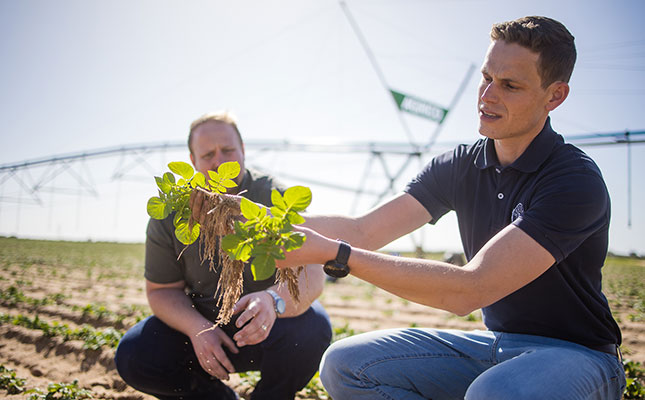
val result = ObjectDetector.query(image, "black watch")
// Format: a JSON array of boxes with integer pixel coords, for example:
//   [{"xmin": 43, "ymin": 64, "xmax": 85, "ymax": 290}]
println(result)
[{"xmin": 323, "ymin": 240, "xmax": 351, "ymax": 278}]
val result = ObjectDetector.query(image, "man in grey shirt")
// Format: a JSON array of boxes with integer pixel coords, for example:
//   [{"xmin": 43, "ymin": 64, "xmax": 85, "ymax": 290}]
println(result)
[{"xmin": 115, "ymin": 111, "xmax": 332, "ymax": 400}]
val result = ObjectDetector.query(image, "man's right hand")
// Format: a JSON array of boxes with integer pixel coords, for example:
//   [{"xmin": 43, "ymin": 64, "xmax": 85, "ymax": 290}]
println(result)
[
  {"xmin": 191, "ymin": 325, "xmax": 239, "ymax": 381},
  {"xmin": 189, "ymin": 188, "xmax": 244, "ymax": 225},
  {"xmin": 189, "ymin": 188, "xmax": 216, "ymax": 225}
]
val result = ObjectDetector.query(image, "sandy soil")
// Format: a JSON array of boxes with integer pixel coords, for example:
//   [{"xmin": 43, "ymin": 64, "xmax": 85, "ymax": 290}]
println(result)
[{"xmin": 0, "ymin": 258, "xmax": 642, "ymax": 399}]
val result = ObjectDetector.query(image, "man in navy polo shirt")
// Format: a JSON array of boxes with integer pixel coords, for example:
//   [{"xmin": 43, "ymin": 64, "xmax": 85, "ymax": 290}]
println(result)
[{"xmin": 271, "ymin": 16, "xmax": 625, "ymax": 399}]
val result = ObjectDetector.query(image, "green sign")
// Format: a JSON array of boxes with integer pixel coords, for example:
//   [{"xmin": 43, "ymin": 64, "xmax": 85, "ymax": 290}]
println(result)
[{"xmin": 390, "ymin": 89, "xmax": 448, "ymax": 123}]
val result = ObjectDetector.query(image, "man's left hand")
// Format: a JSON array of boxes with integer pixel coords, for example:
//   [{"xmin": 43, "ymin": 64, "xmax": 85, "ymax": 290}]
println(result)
[{"xmin": 231, "ymin": 291, "xmax": 276, "ymax": 347}]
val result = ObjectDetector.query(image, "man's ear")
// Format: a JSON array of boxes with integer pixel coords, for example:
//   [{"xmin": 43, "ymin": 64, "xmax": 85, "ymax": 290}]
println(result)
[
  {"xmin": 189, "ymin": 152, "xmax": 196, "ymax": 167},
  {"xmin": 546, "ymin": 81, "xmax": 570, "ymax": 112}
]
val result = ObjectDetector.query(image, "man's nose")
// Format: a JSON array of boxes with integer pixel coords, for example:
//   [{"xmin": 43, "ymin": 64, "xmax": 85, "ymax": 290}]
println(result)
[
  {"xmin": 480, "ymin": 82, "xmax": 498, "ymax": 103},
  {"xmin": 212, "ymin": 152, "xmax": 225, "ymax": 169}
]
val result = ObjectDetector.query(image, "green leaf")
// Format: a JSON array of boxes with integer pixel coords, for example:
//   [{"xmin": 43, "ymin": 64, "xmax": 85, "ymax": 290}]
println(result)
[
  {"xmin": 222, "ymin": 228, "xmax": 254, "ymax": 262},
  {"xmin": 287, "ymin": 212, "xmax": 305, "ymax": 225},
  {"xmin": 168, "ymin": 161, "xmax": 194, "ymax": 180},
  {"xmin": 234, "ymin": 220, "xmax": 253, "ymax": 236},
  {"xmin": 223, "ymin": 237, "xmax": 252, "ymax": 261},
  {"xmin": 220, "ymin": 179, "xmax": 238, "ymax": 188},
  {"xmin": 284, "ymin": 186, "xmax": 312, "ymax": 212},
  {"xmin": 284, "ymin": 232, "xmax": 306, "ymax": 251},
  {"xmin": 217, "ymin": 161, "xmax": 241, "ymax": 180},
  {"xmin": 240, "ymin": 197, "xmax": 261, "ymax": 219},
  {"xmin": 271, "ymin": 190, "xmax": 287, "ymax": 211},
  {"xmin": 207, "ymin": 170, "xmax": 228, "ymax": 193},
  {"xmin": 147, "ymin": 197, "xmax": 171, "ymax": 219},
  {"xmin": 173, "ymin": 211, "xmax": 183, "ymax": 226},
  {"xmin": 258, "ymin": 206, "xmax": 268, "ymax": 219},
  {"xmin": 163, "ymin": 171, "xmax": 176, "ymax": 184},
  {"xmin": 210, "ymin": 182, "xmax": 227, "ymax": 194},
  {"xmin": 252, "ymin": 241, "xmax": 274, "ymax": 255},
  {"xmin": 270, "ymin": 206, "xmax": 285, "ymax": 218},
  {"xmin": 207, "ymin": 170, "xmax": 221, "ymax": 182},
  {"xmin": 155, "ymin": 173, "xmax": 175, "ymax": 194},
  {"xmin": 273, "ymin": 247, "xmax": 286, "ymax": 260},
  {"xmin": 191, "ymin": 172, "xmax": 206, "ymax": 188},
  {"xmin": 251, "ymin": 254, "xmax": 276, "ymax": 281},
  {"xmin": 155, "ymin": 176, "xmax": 172, "ymax": 194},
  {"xmin": 207, "ymin": 164, "xmax": 239, "ymax": 193},
  {"xmin": 221, "ymin": 234, "xmax": 241, "ymax": 252},
  {"xmin": 174, "ymin": 219, "xmax": 200, "ymax": 245}
]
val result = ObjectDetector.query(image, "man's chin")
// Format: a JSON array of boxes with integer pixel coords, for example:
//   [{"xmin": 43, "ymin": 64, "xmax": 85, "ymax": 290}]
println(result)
[{"xmin": 478, "ymin": 125, "xmax": 495, "ymax": 139}]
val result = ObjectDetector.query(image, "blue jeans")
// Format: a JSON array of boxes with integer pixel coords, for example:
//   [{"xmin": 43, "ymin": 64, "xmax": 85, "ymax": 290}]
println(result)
[
  {"xmin": 115, "ymin": 300, "xmax": 331, "ymax": 400},
  {"xmin": 320, "ymin": 328, "xmax": 626, "ymax": 400}
]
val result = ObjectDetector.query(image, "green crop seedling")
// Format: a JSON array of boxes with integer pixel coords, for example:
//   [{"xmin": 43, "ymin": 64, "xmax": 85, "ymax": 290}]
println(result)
[{"xmin": 147, "ymin": 161, "xmax": 311, "ymax": 325}]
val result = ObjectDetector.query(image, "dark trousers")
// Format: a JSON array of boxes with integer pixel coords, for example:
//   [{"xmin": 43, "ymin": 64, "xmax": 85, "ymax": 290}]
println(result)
[{"xmin": 115, "ymin": 300, "xmax": 332, "ymax": 400}]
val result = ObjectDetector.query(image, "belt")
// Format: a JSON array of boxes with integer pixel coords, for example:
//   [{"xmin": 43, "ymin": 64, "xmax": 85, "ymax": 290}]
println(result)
[{"xmin": 588, "ymin": 343, "xmax": 622, "ymax": 360}]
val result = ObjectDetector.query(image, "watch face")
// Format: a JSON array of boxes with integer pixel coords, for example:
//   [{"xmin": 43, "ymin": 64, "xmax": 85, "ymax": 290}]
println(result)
[
  {"xmin": 268, "ymin": 289, "xmax": 286, "ymax": 315},
  {"xmin": 276, "ymin": 297, "xmax": 286, "ymax": 314},
  {"xmin": 324, "ymin": 261, "xmax": 350, "ymax": 278}
]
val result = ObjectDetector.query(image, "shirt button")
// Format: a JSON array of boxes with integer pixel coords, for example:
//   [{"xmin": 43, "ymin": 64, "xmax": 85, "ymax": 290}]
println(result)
[
  {"xmin": 495, "ymin": 168, "xmax": 501, "ymax": 174},
  {"xmin": 497, "ymin": 193, "xmax": 504, "ymax": 199}
]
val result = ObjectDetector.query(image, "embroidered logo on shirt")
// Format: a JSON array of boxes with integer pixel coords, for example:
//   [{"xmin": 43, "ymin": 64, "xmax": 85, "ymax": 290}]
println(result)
[{"xmin": 511, "ymin": 203, "xmax": 524, "ymax": 222}]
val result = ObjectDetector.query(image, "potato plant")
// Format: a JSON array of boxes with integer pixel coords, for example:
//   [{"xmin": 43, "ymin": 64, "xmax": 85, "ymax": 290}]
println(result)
[
  {"xmin": 147, "ymin": 161, "xmax": 311, "ymax": 325},
  {"xmin": 27, "ymin": 380, "xmax": 93, "ymax": 400},
  {"xmin": 0, "ymin": 365, "xmax": 26, "ymax": 395}
]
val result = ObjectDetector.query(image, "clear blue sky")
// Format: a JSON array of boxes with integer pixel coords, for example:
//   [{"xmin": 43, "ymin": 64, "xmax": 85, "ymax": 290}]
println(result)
[{"xmin": 1, "ymin": 0, "xmax": 644, "ymax": 255}]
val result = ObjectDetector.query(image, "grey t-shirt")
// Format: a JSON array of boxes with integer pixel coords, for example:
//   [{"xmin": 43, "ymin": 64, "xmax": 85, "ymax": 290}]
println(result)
[{"xmin": 144, "ymin": 167, "xmax": 286, "ymax": 322}]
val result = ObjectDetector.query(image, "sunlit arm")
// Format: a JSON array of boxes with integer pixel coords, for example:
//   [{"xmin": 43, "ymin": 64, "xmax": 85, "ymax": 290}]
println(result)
[
  {"xmin": 303, "ymin": 193, "xmax": 430, "ymax": 251},
  {"xmin": 287, "ymin": 223, "xmax": 555, "ymax": 316}
]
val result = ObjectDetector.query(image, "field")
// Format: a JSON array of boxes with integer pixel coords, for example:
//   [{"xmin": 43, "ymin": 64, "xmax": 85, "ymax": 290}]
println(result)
[{"xmin": 1, "ymin": 237, "xmax": 644, "ymax": 399}]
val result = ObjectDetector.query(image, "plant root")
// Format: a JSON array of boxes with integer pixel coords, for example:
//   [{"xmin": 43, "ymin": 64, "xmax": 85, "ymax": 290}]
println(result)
[
  {"xmin": 276, "ymin": 267, "xmax": 304, "ymax": 303},
  {"xmin": 195, "ymin": 189, "xmax": 303, "ymax": 326},
  {"xmin": 198, "ymin": 191, "xmax": 244, "ymax": 326}
]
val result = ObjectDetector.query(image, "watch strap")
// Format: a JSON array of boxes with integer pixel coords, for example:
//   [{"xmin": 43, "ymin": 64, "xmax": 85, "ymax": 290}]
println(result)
[{"xmin": 336, "ymin": 240, "xmax": 351, "ymax": 264}]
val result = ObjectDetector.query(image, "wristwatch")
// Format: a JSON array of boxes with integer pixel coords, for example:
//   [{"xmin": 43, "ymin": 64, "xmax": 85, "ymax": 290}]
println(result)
[
  {"xmin": 323, "ymin": 240, "xmax": 351, "ymax": 278},
  {"xmin": 266, "ymin": 289, "xmax": 285, "ymax": 316}
]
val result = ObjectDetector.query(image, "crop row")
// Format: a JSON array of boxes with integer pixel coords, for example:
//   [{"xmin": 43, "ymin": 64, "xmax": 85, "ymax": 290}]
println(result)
[
  {"xmin": 0, "ymin": 312, "xmax": 122, "ymax": 350},
  {"xmin": 1, "ymin": 365, "xmax": 93, "ymax": 400},
  {"xmin": 0, "ymin": 286, "xmax": 150, "ymax": 327}
]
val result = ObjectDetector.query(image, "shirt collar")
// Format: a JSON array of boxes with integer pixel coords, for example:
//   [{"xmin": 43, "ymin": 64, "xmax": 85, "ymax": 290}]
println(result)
[{"xmin": 474, "ymin": 117, "xmax": 561, "ymax": 172}]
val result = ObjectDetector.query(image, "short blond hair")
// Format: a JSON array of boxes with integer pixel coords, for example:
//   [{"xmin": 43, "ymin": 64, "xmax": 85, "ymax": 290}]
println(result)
[{"xmin": 188, "ymin": 111, "xmax": 243, "ymax": 154}]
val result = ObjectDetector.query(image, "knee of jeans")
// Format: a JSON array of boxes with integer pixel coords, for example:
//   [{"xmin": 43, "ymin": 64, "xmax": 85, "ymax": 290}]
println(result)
[
  {"xmin": 114, "ymin": 334, "xmax": 136, "ymax": 382},
  {"xmin": 465, "ymin": 376, "xmax": 526, "ymax": 400},
  {"xmin": 319, "ymin": 341, "xmax": 346, "ymax": 388}
]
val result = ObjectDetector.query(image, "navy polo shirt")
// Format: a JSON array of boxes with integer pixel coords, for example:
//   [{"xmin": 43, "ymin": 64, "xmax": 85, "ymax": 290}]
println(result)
[{"xmin": 405, "ymin": 118, "xmax": 621, "ymax": 347}]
